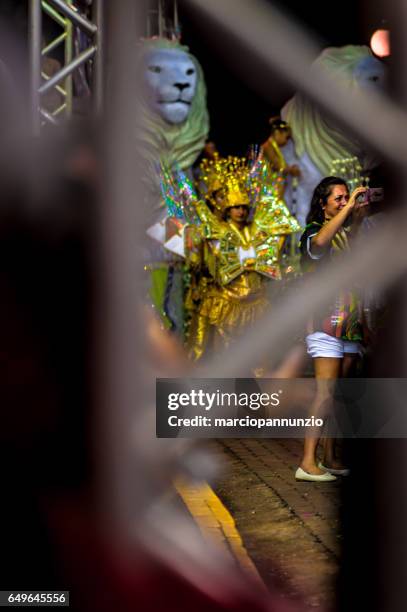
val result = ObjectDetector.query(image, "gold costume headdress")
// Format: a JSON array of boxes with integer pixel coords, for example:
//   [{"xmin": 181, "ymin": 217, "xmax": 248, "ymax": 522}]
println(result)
[
  {"xmin": 199, "ymin": 154, "xmax": 259, "ymax": 212},
  {"xmin": 198, "ymin": 153, "xmax": 224, "ymax": 208}
]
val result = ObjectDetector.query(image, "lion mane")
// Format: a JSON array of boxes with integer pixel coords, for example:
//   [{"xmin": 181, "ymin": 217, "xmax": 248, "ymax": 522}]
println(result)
[{"xmin": 282, "ymin": 45, "xmax": 380, "ymax": 175}]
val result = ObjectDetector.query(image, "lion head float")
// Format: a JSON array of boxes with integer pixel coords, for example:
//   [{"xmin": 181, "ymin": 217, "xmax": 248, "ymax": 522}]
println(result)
[
  {"xmin": 281, "ymin": 45, "xmax": 386, "ymax": 226},
  {"xmin": 138, "ymin": 38, "xmax": 209, "ymax": 185},
  {"xmin": 138, "ymin": 39, "xmax": 209, "ymax": 333}
]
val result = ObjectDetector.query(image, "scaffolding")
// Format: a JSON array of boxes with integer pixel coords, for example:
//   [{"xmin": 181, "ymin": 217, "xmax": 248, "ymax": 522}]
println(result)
[{"xmin": 29, "ymin": 0, "xmax": 103, "ymax": 135}]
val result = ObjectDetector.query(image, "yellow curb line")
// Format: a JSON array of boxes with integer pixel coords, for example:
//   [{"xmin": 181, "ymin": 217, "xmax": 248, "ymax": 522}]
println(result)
[{"xmin": 175, "ymin": 479, "xmax": 267, "ymax": 591}]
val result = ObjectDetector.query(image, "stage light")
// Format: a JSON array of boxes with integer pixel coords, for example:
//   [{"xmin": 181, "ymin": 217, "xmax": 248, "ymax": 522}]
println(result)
[{"xmin": 370, "ymin": 29, "xmax": 390, "ymax": 58}]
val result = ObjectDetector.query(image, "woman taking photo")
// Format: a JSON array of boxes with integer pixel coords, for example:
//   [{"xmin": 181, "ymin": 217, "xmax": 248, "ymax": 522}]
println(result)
[{"xmin": 296, "ymin": 177, "xmax": 367, "ymax": 482}]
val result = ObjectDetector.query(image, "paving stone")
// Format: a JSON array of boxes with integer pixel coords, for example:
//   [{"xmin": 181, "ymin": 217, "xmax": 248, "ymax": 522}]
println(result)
[{"xmin": 209, "ymin": 439, "xmax": 341, "ymax": 610}]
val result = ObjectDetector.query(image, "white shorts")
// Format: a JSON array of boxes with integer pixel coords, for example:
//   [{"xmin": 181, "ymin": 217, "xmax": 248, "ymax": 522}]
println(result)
[{"xmin": 306, "ymin": 331, "xmax": 361, "ymax": 359}]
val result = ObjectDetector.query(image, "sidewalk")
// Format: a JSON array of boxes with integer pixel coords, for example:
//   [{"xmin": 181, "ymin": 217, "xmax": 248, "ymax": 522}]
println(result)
[
  {"xmin": 209, "ymin": 439, "xmax": 341, "ymax": 610},
  {"xmin": 175, "ymin": 478, "xmax": 266, "ymax": 590}
]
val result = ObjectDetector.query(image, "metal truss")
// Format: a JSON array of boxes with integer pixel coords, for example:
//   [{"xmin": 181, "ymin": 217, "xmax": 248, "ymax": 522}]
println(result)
[{"xmin": 29, "ymin": 0, "xmax": 103, "ymax": 135}]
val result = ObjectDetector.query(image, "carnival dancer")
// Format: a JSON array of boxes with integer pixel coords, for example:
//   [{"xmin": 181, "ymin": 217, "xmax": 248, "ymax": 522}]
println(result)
[
  {"xmin": 261, "ymin": 117, "xmax": 303, "ymax": 279},
  {"xmin": 181, "ymin": 155, "xmax": 301, "ymax": 361},
  {"xmin": 296, "ymin": 177, "xmax": 367, "ymax": 482},
  {"xmin": 261, "ymin": 117, "xmax": 301, "ymax": 201}
]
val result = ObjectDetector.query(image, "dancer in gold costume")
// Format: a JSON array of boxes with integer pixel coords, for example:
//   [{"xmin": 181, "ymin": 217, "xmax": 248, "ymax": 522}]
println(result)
[
  {"xmin": 261, "ymin": 116, "xmax": 301, "ymax": 199},
  {"xmin": 185, "ymin": 155, "xmax": 301, "ymax": 360}
]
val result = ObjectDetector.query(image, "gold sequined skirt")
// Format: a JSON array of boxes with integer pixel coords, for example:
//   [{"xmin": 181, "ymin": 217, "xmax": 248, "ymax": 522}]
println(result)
[
  {"xmin": 187, "ymin": 273, "xmax": 270, "ymax": 360},
  {"xmin": 200, "ymin": 290, "xmax": 268, "ymax": 331}
]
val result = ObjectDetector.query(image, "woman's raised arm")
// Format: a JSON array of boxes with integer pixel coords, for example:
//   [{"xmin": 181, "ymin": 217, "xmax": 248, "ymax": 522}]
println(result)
[{"xmin": 311, "ymin": 186, "xmax": 367, "ymax": 252}]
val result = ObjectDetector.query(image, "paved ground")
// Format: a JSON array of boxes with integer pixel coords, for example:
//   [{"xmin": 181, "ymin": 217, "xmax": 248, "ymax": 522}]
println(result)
[
  {"xmin": 209, "ymin": 439, "xmax": 342, "ymax": 611},
  {"xmin": 175, "ymin": 478, "xmax": 266, "ymax": 590}
]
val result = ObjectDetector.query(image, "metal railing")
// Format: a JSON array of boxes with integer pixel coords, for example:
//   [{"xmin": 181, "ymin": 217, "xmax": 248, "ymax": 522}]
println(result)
[
  {"xmin": 29, "ymin": 0, "xmax": 103, "ymax": 135},
  {"xmin": 26, "ymin": 0, "xmax": 407, "ymax": 608}
]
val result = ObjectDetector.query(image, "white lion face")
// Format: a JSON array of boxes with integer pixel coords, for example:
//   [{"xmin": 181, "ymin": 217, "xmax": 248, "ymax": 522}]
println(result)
[{"xmin": 143, "ymin": 48, "xmax": 197, "ymax": 125}]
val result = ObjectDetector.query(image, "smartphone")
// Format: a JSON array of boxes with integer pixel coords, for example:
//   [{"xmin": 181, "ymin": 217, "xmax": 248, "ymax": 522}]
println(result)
[
  {"xmin": 368, "ymin": 187, "xmax": 384, "ymax": 203},
  {"xmin": 356, "ymin": 187, "xmax": 384, "ymax": 206}
]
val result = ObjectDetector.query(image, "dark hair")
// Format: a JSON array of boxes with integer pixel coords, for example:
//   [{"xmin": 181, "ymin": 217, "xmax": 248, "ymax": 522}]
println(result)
[
  {"xmin": 268, "ymin": 116, "xmax": 290, "ymax": 134},
  {"xmin": 306, "ymin": 176, "xmax": 349, "ymax": 225}
]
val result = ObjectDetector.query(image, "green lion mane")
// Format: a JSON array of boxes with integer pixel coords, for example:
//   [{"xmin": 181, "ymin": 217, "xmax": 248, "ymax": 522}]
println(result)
[{"xmin": 282, "ymin": 45, "xmax": 378, "ymax": 175}]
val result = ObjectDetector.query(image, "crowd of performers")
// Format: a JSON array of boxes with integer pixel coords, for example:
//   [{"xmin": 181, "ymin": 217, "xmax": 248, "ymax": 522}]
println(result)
[{"xmin": 153, "ymin": 116, "xmax": 379, "ymax": 483}]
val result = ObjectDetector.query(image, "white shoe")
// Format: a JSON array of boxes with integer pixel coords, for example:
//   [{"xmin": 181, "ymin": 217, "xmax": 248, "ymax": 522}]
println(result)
[
  {"xmin": 295, "ymin": 467, "xmax": 337, "ymax": 482},
  {"xmin": 318, "ymin": 462, "xmax": 350, "ymax": 476}
]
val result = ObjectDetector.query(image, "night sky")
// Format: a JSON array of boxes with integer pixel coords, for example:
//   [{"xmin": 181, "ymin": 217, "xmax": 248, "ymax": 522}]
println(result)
[{"xmin": 179, "ymin": 0, "xmax": 387, "ymax": 154}]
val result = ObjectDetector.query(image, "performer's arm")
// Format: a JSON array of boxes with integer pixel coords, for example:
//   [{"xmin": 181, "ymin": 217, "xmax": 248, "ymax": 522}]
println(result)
[
  {"xmin": 254, "ymin": 196, "xmax": 301, "ymax": 235},
  {"xmin": 192, "ymin": 198, "xmax": 223, "ymax": 238},
  {"xmin": 262, "ymin": 139, "xmax": 300, "ymax": 177},
  {"xmin": 261, "ymin": 139, "xmax": 283, "ymax": 172},
  {"xmin": 184, "ymin": 224, "xmax": 203, "ymax": 269}
]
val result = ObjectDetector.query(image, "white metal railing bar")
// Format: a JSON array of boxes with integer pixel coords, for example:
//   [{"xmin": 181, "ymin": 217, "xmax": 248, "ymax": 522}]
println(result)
[
  {"xmin": 41, "ymin": 72, "xmax": 67, "ymax": 97},
  {"xmin": 42, "ymin": 0, "xmax": 66, "ymax": 28},
  {"xmin": 48, "ymin": 0, "xmax": 98, "ymax": 35},
  {"xmin": 29, "ymin": 0, "xmax": 42, "ymax": 136}
]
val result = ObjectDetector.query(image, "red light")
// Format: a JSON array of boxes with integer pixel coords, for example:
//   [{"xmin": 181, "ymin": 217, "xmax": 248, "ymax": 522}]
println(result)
[{"xmin": 370, "ymin": 29, "xmax": 390, "ymax": 58}]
